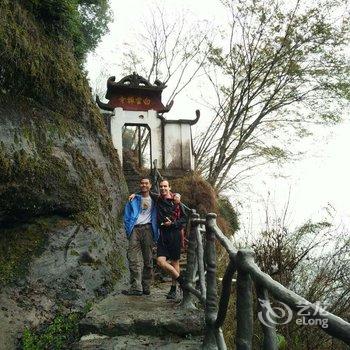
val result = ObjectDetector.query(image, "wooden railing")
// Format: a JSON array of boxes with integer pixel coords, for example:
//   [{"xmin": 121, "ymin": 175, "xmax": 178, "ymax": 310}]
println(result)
[
  {"xmin": 151, "ymin": 159, "xmax": 163, "ymax": 193},
  {"xmin": 182, "ymin": 211, "xmax": 350, "ymax": 350}
]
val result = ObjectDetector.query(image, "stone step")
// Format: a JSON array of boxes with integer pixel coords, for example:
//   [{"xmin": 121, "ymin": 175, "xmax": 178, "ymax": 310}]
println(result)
[
  {"xmin": 122, "ymin": 166, "xmax": 144, "ymax": 193},
  {"xmin": 79, "ymin": 284, "xmax": 204, "ymax": 339},
  {"xmin": 73, "ymin": 334, "xmax": 203, "ymax": 349}
]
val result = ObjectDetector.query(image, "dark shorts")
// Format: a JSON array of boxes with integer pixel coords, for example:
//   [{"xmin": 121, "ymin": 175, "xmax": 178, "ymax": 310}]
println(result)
[{"xmin": 157, "ymin": 228, "xmax": 181, "ymax": 261}]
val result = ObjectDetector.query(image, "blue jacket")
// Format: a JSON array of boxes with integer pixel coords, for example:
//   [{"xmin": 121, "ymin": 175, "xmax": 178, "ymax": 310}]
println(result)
[{"xmin": 124, "ymin": 194, "xmax": 159, "ymax": 242}]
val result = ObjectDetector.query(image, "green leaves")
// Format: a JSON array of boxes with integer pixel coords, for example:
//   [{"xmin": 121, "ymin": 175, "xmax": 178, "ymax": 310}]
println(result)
[
  {"xmin": 22, "ymin": 313, "xmax": 81, "ymax": 350},
  {"xmin": 23, "ymin": 0, "xmax": 112, "ymax": 61},
  {"xmin": 258, "ymin": 146, "xmax": 288, "ymax": 161},
  {"xmin": 320, "ymin": 113, "xmax": 342, "ymax": 124},
  {"xmin": 195, "ymin": 0, "xmax": 350, "ymax": 191}
]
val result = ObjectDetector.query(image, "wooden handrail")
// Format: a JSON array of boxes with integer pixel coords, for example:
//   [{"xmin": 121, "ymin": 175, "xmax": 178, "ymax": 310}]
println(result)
[{"xmin": 182, "ymin": 212, "xmax": 350, "ymax": 349}]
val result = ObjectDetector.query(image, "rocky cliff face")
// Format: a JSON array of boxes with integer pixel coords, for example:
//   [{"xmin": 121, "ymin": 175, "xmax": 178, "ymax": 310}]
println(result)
[{"xmin": 0, "ymin": 2, "xmax": 128, "ymax": 348}]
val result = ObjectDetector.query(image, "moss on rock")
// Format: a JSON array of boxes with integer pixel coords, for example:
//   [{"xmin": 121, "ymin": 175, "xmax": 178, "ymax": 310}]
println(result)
[
  {"xmin": 0, "ymin": 0, "xmax": 127, "ymax": 296},
  {"xmin": 0, "ymin": 75, "xmax": 124, "ymax": 231},
  {"xmin": 0, "ymin": 217, "xmax": 71, "ymax": 286}
]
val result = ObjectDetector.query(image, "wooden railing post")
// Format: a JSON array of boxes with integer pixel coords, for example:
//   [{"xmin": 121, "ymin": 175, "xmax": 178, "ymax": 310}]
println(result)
[
  {"xmin": 236, "ymin": 249, "xmax": 254, "ymax": 350},
  {"xmin": 182, "ymin": 210, "xmax": 199, "ymax": 309},
  {"xmin": 215, "ymin": 258, "xmax": 236, "ymax": 328},
  {"xmin": 255, "ymin": 285, "xmax": 278, "ymax": 350},
  {"xmin": 196, "ymin": 223, "xmax": 206, "ymax": 300},
  {"xmin": 202, "ymin": 213, "xmax": 227, "ymax": 350}
]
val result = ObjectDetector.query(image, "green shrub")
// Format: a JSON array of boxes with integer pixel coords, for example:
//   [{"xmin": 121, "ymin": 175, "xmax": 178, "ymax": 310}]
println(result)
[
  {"xmin": 217, "ymin": 196, "xmax": 239, "ymax": 235},
  {"xmin": 170, "ymin": 173, "xmax": 239, "ymax": 235},
  {"xmin": 22, "ymin": 313, "xmax": 80, "ymax": 350},
  {"xmin": 22, "ymin": 0, "xmax": 112, "ymax": 61}
]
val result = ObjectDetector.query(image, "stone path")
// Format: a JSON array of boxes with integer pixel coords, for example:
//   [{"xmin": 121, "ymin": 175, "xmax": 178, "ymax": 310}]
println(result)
[{"xmin": 74, "ymin": 283, "xmax": 204, "ymax": 349}]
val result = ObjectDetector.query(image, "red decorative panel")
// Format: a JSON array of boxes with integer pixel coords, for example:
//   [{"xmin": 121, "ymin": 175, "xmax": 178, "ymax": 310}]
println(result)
[{"xmin": 108, "ymin": 94, "xmax": 165, "ymax": 111}]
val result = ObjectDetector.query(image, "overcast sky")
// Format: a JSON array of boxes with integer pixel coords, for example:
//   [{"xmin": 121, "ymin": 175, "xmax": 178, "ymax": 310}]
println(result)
[{"xmin": 85, "ymin": 0, "xmax": 350, "ymax": 234}]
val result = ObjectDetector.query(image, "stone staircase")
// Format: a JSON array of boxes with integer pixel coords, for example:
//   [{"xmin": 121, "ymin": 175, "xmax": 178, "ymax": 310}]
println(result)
[
  {"xmin": 73, "ymin": 283, "xmax": 204, "ymax": 349},
  {"xmin": 123, "ymin": 168, "xmax": 143, "ymax": 193},
  {"xmin": 122, "ymin": 149, "xmax": 148, "ymax": 193}
]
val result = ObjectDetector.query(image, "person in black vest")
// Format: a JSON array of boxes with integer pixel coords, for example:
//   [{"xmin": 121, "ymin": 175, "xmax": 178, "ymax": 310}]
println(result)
[{"xmin": 155, "ymin": 180, "xmax": 188, "ymax": 299}]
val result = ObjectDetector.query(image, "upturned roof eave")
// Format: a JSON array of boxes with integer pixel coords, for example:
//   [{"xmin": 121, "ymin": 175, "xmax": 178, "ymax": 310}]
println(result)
[{"xmin": 157, "ymin": 109, "xmax": 200, "ymax": 125}]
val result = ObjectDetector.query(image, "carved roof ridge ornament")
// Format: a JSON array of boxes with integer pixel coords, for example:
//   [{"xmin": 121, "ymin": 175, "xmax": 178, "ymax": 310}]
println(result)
[
  {"xmin": 119, "ymin": 72, "xmax": 151, "ymax": 88},
  {"xmin": 107, "ymin": 73, "xmax": 166, "ymax": 93}
]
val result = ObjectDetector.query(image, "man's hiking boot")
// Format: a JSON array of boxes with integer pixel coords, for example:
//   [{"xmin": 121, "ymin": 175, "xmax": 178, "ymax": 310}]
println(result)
[
  {"xmin": 166, "ymin": 285, "xmax": 177, "ymax": 299},
  {"xmin": 122, "ymin": 289, "xmax": 143, "ymax": 296}
]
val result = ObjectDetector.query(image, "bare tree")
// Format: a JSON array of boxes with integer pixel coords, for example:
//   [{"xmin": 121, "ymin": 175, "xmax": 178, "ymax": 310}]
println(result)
[
  {"xmin": 250, "ymin": 200, "xmax": 350, "ymax": 350},
  {"xmin": 195, "ymin": 0, "xmax": 350, "ymax": 192},
  {"xmin": 120, "ymin": 4, "xmax": 213, "ymax": 104}
]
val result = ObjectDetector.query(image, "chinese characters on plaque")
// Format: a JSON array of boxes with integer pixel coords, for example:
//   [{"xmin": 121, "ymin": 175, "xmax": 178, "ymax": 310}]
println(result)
[{"xmin": 118, "ymin": 96, "xmax": 151, "ymax": 106}]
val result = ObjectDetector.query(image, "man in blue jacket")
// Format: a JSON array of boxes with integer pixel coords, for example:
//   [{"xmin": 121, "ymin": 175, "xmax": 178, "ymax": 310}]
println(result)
[{"xmin": 123, "ymin": 177, "xmax": 159, "ymax": 296}]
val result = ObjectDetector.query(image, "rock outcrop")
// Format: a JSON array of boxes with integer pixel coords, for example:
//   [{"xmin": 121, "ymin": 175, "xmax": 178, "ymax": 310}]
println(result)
[{"xmin": 0, "ymin": 2, "xmax": 128, "ymax": 348}]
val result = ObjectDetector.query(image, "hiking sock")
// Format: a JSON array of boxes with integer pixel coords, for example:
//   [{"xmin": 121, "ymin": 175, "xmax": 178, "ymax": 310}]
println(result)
[{"xmin": 176, "ymin": 275, "xmax": 185, "ymax": 289}]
